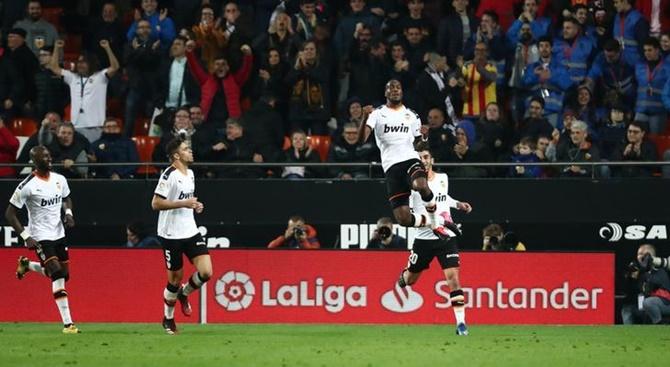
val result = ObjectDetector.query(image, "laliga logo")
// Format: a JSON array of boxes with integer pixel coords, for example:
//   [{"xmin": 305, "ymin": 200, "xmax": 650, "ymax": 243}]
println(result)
[
  {"xmin": 381, "ymin": 283, "xmax": 423, "ymax": 313},
  {"xmin": 599, "ymin": 222, "xmax": 623, "ymax": 242},
  {"xmin": 215, "ymin": 271, "xmax": 255, "ymax": 311}
]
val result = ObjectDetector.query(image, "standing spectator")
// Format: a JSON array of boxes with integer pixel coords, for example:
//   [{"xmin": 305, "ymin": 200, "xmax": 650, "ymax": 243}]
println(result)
[
  {"xmin": 327, "ymin": 122, "xmax": 377, "ymax": 179},
  {"xmin": 83, "ymin": 2, "xmax": 126, "ymax": 69},
  {"xmin": 401, "ymin": 24, "xmax": 431, "ymax": 78},
  {"xmin": 610, "ymin": 121, "xmax": 658, "ymax": 177},
  {"xmin": 424, "ymin": 107, "xmax": 457, "ymax": 162},
  {"xmin": 570, "ymin": 84, "xmax": 601, "ymax": 137},
  {"xmin": 635, "ymin": 38, "xmax": 669, "ymax": 135},
  {"xmin": 13, "ymin": 0, "xmax": 58, "ymax": 56},
  {"xmin": 281, "ymin": 129, "xmax": 322, "ymax": 179},
  {"xmin": 517, "ymin": 96, "xmax": 555, "ymax": 141},
  {"xmin": 367, "ymin": 217, "xmax": 407, "ymax": 250},
  {"xmin": 90, "ymin": 118, "xmax": 140, "ymax": 179},
  {"xmin": 191, "ymin": 4, "xmax": 227, "ymax": 72},
  {"xmin": 553, "ymin": 17, "xmax": 595, "ymax": 85},
  {"xmin": 33, "ymin": 46, "xmax": 67, "ymax": 120},
  {"xmin": 49, "ymin": 39, "xmax": 120, "ymax": 143},
  {"xmin": 241, "ymin": 94, "xmax": 285, "ymax": 164},
  {"xmin": 556, "ymin": 119, "xmax": 599, "ymax": 178},
  {"xmin": 661, "ymin": 32, "xmax": 670, "ymax": 59},
  {"xmin": 155, "ymin": 36, "xmax": 201, "ymax": 116},
  {"xmin": 252, "ymin": 48, "xmax": 289, "ymax": 119},
  {"xmin": 388, "ymin": 41, "xmax": 414, "ymax": 89},
  {"xmin": 333, "ymin": 0, "xmax": 381, "ymax": 58},
  {"xmin": 267, "ymin": 215, "xmax": 321, "ymax": 249},
  {"xmin": 220, "ymin": 1, "xmax": 254, "ymax": 68},
  {"xmin": 522, "ymin": 36, "xmax": 572, "ymax": 127},
  {"xmin": 186, "ymin": 40, "xmax": 254, "ymax": 126},
  {"xmin": 472, "ymin": 10, "xmax": 507, "ymax": 89},
  {"xmin": 286, "ymin": 40, "xmax": 331, "ymax": 135},
  {"xmin": 571, "ymin": 4, "xmax": 599, "ymax": 46},
  {"xmin": 0, "ymin": 49, "xmax": 23, "ymax": 120},
  {"xmin": 414, "ymin": 52, "xmax": 462, "ymax": 120},
  {"xmin": 461, "ymin": 42, "xmax": 497, "ymax": 120},
  {"xmin": 586, "ymin": 39, "xmax": 637, "ymax": 108},
  {"xmin": 508, "ymin": 20, "xmax": 539, "ymax": 123},
  {"xmin": 506, "ymin": 0, "xmax": 551, "ymax": 47},
  {"xmin": 293, "ymin": 0, "xmax": 325, "ymax": 42},
  {"xmin": 124, "ymin": 19, "xmax": 162, "ymax": 138},
  {"xmin": 348, "ymin": 38, "xmax": 390, "ymax": 106},
  {"xmin": 254, "ymin": 10, "xmax": 297, "ymax": 63},
  {"xmin": 126, "ymin": 0, "xmax": 176, "ymax": 50},
  {"xmin": 392, "ymin": 0, "xmax": 434, "ymax": 44},
  {"xmin": 5, "ymin": 28, "xmax": 39, "ymax": 113},
  {"xmin": 48, "ymin": 122, "xmax": 90, "ymax": 179},
  {"xmin": 613, "ymin": 0, "xmax": 649, "ymax": 64},
  {"xmin": 508, "ymin": 136, "xmax": 541, "ymax": 178},
  {"xmin": 0, "ymin": 116, "xmax": 20, "ymax": 177},
  {"xmin": 437, "ymin": 0, "xmax": 478, "ymax": 67}
]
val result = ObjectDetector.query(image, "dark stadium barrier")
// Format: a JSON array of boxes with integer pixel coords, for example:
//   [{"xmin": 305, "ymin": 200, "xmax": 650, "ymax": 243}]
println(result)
[{"xmin": 0, "ymin": 249, "xmax": 614, "ymax": 324}]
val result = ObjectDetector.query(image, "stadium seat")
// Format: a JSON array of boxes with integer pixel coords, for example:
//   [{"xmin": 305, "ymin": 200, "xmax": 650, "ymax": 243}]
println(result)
[
  {"xmin": 42, "ymin": 8, "xmax": 63, "ymax": 31},
  {"xmin": 648, "ymin": 134, "xmax": 670, "ymax": 158},
  {"xmin": 64, "ymin": 34, "xmax": 81, "ymax": 54},
  {"xmin": 63, "ymin": 104, "xmax": 71, "ymax": 121},
  {"xmin": 134, "ymin": 118, "xmax": 151, "ymax": 136},
  {"xmin": 132, "ymin": 136, "xmax": 160, "ymax": 176},
  {"xmin": 10, "ymin": 118, "xmax": 38, "ymax": 137},
  {"xmin": 308, "ymin": 135, "xmax": 331, "ymax": 161}
]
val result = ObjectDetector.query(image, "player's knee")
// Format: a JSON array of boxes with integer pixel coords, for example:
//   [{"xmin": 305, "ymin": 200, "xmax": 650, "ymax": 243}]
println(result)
[
  {"xmin": 63, "ymin": 270, "xmax": 70, "ymax": 282},
  {"xmin": 49, "ymin": 269, "xmax": 66, "ymax": 281},
  {"xmin": 450, "ymin": 289, "xmax": 465, "ymax": 307},
  {"xmin": 199, "ymin": 270, "xmax": 212, "ymax": 282}
]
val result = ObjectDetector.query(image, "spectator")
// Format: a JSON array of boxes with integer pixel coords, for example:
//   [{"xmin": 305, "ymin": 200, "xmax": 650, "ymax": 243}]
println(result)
[
  {"xmin": 516, "ymin": 96, "xmax": 555, "ymax": 141},
  {"xmin": 333, "ymin": 0, "xmax": 381, "ymax": 58},
  {"xmin": 461, "ymin": 42, "xmax": 497, "ymax": 120},
  {"xmin": 153, "ymin": 107, "xmax": 195, "ymax": 163},
  {"xmin": 254, "ymin": 10, "xmax": 298, "ymax": 63},
  {"xmin": 0, "ymin": 49, "xmax": 23, "ymax": 120},
  {"xmin": 83, "ymin": 2, "xmax": 126, "ymax": 69},
  {"xmin": 13, "ymin": 0, "xmax": 58, "ymax": 56},
  {"xmin": 414, "ymin": 52, "xmax": 462, "ymax": 120},
  {"xmin": 446, "ymin": 120, "xmax": 490, "ymax": 178},
  {"xmin": 522, "ymin": 36, "xmax": 572, "ymax": 127},
  {"xmin": 367, "ymin": 217, "xmax": 407, "ymax": 250},
  {"xmin": 281, "ymin": 129, "xmax": 322, "ymax": 179},
  {"xmin": 393, "ymin": 0, "xmax": 434, "ymax": 44},
  {"xmin": 0, "ymin": 116, "xmax": 20, "ymax": 177},
  {"xmin": 475, "ymin": 102, "xmax": 508, "ymax": 162},
  {"xmin": 586, "ymin": 39, "xmax": 636, "ymax": 108},
  {"xmin": 126, "ymin": 0, "xmax": 176, "ymax": 50},
  {"xmin": 191, "ymin": 4, "xmax": 227, "ymax": 72},
  {"xmin": 221, "ymin": 1, "xmax": 254, "ymax": 53},
  {"xmin": 241, "ymin": 94, "xmax": 285, "ymax": 164},
  {"xmin": 535, "ymin": 134, "xmax": 552, "ymax": 168},
  {"xmin": 610, "ymin": 120, "xmax": 658, "ymax": 177},
  {"xmin": 506, "ymin": 0, "xmax": 550, "ymax": 47},
  {"xmin": 472, "ymin": 10, "xmax": 507, "ymax": 89},
  {"xmin": 186, "ymin": 40, "xmax": 253, "ymax": 126},
  {"xmin": 33, "ymin": 46, "xmax": 67, "ymax": 120},
  {"xmin": 211, "ymin": 118, "xmax": 264, "ymax": 179},
  {"xmin": 482, "ymin": 223, "xmax": 526, "ymax": 251},
  {"xmin": 126, "ymin": 221, "xmax": 160, "ymax": 248},
  {"xmin": 612, "ymin": 0, "xmax": 649, "ymax": 64},
  {"xmin": 661, "ymin": 32, "xmax": 670, "ymax": 59},
  {"xmin": 155, "ymin": 36, "xmax": 201, "ymax": 117},
  {"xmin": 553, "ymin": 17, "xmax": 595, "ymax": 85},
  {"xmin": 424, "ymin": 107, "xmax": 456, "ymax": 162},
  {"xmin": 286, "ymin": 40, "xmax": 331, "ymax": 135},
  {"xmin": 571, "ymin": 4, "xmax": 599, "ymax": 46},
  {"xmin": 597, "ymin": 104, "xmax": 630, "ymax": 161},
  {"xmin": 293, "ymin": 0, "xmax": 325, "ymax": 42},
  {"xmin": 635, "ymin": 37, "xmax": 669, "ymax": 134},
  {"xmin": 267, "ymin": 215, "xmax": 321, "ymax": 249},
  {"xmin": 327, "ymin": 122, "xmax": 376, "ymax": 179},
  {"xmin": 90, "ymin": 118, "xmax": 140, "ymax": 179},
  {"xmin": 401, "ymin": 24, "xmax": 430, "ymax": 78},
  {"xmin": 388, "ymin": 41, "xmax": 414, "ymax": 89},
  {"xmin": 124, "ymin": 19, "xmax": 162, "ymax": 138},
  {"xmin": 348, "ymin": 37, "xmax": 391, "ymax": 107},
  {"xmin": 252, "ymin": 48, "xmax": 289, "ymax": 119},
  {"xmin": 508, "ymin": 136, "xmax": 541, "ymax": 178},
  {"xmin": 5, "ymin": 28, "xmax": 39, "ymax": 113},
  {"xmin": 570, "ymin": 84, "xmax": 601, "ymax": 137},
  {"xmin": 437, "ymin": 0, "xmax": 478, "ymax": 67},
  {"xmin": 508, "ymin": 20, "xmax": 539, "ymax": 122},
  {"xmin": 556, "ymin": 119, "xmax": 599, "ymax": 178},
  {"xmin": 48, "ymin": 121, "xmax": 90, "ymax": 179},
  {"xmin": 16, "ymin": 111, "xmax": 61, "ymax": 165},
  {"xmin": 49, "ymin": 39, "xmax": 120, "ymax": 143}
]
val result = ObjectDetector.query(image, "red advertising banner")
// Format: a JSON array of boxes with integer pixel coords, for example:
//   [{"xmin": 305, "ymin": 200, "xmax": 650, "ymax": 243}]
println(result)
[{"xmin": 0, "ymin": 249, "xmax": 614, "ymax": 324}]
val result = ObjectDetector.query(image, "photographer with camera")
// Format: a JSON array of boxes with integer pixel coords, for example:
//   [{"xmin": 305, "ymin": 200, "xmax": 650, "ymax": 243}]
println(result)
[
  {"xmin": 367, "ymin": 217, "xmax": 408, "ymax": 250},
  {"xmin": 481, "ymin": 224, "xmax": 526, "ymax": 251},
  {"xmin": 622, "ymin": 244, "xmax": 670, "ymax": 324},
  {"xmin": 268, "ymin": 215, "xmax": 320, "ymax": 249}
]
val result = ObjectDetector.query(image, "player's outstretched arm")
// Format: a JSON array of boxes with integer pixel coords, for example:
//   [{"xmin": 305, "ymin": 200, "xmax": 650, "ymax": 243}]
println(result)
[
  {"xmin": 151, "ymin": 195, "xmax": 202, "ymax": 211},
  {"xmin": 5, "ymin": 205, "xmax": 38, "ymax": 248}
]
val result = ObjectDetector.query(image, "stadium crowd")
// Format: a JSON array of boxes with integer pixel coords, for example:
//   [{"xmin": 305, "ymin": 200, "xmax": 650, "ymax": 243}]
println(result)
[{"xmin": 1, "ymin": 0, "xmax": 670, "ymax": 179}]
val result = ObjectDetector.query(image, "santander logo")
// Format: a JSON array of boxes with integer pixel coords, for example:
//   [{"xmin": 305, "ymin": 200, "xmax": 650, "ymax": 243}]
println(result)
[{"xmin": 381, "ymin": 283, "xmax": 423, "ymax": 313}]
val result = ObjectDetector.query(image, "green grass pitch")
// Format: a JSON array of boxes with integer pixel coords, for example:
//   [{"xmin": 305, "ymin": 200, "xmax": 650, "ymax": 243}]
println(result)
[{"xmin": 0, "ymin": 323, "xmax": 668, "ymax": 367}]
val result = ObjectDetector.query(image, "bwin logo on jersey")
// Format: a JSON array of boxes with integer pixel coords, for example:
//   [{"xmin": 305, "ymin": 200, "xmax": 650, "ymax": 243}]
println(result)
[
  {"xmin": 435, "ymin": 194, "xmax": 448, "ymax": 202},
  {"xmin": 178, "ymin": 191, "xmax": 194, "ymax": 200},
  {"xmin": 40, "ymin": 195, "xmax": 62, "ymax": 207},
  {"xmin": 383, "ymin": 124, "xmax": 409, "ymax": 133},
  {"xmin": 381, "ymin": 283, "xmax": 423, "ymax": 313}
]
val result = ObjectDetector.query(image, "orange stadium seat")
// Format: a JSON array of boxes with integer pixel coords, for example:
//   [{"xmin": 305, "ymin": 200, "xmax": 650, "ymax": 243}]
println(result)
[
  {"xmin": 10, "ymin": 118, "xmax": 38, "ymax": 136},
  {"xmin": 308, "ymin": 135, "xmax": 331, "ymax": 161},
  {"xmin": 648, "ymin": 135, "xmax": 670, "ymax": 158},
  {"xmin": 132, "ymin": 136, "xmax": 160, "ymax": 176},
  {"xmin": 134, "ymin": 118, "xmax": 151, "ymax": 136},
  {"xmin": 63, "ymin": 104, "xmax": 71, "ymax": 121}
]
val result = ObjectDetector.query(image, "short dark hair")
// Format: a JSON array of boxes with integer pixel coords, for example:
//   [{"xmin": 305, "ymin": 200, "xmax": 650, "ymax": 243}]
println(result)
[
  {"xmin": 482, "ymin": 10, "xmax": 499, "ymax": 24},
  {"xmin": 563, "ymin": 17, "xmax": 581, "ymax": 27},
  {"xmin": 537, "ymin": 36, "xmax": 552, "ymax": 46},
  {"xmin": 573, "ymin": 4, "xmax": 588, "ymax": 12},
  {"xmin": 603, "ymin": 39, "xmax": 621, "ymax": 52},
  {"xmin": 519, "ymin": 136, "xmax": 536, "ymax": 150},
  {"xmin": 529, "ymin": 96, "xmax": 545, "ymax": 108},
  {"xmin": 629, "ymin": 120, "xmax": 648, "ymax": 133},
  {"xmin": 289, "ymin": 215, "xmax": 305, "ymax": 223},
  {"xmin": 166, "ymin": 137, "xmax": 185, "ymax": 161},
  {"xmin": 643, "ymin": 37, "xmax": 660, "ymax": 49},
  {"xmin": 173, "ymin": 35, "xmax": 188, "ymax": 44},
  {"xmin": 483, "ymin": 223, "xmax": 503, "ymax": 237}
]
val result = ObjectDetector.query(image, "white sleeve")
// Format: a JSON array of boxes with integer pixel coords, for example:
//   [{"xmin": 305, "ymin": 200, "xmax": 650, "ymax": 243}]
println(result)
[
  {"xmin": 61, "ymin": 69, "xmax": 75, "ymax": 85},
  {"xmin": 9, "ymin": 185, "xmax": 27, "ymax": 209},
  {"xmin": 100, "ymin": 68, "xmax": 110, "ymax": 83},
  {"xmin": 366, "ymin": 110, "xmax": 378, "ymax": 129},
  {"xmin": 61, "ymin": 176, "xmax": 71, "ymax": 198},
  {"xmin": 154, "ymin": 171, "xmax": 171, "ymax": 199},
  {"xmin": 412, "ymin": 113, "xmax": 422, "ymax": 138},
  {"xmin": 445, "ymin": 195, "xmax": 459, "ymax": 209}
]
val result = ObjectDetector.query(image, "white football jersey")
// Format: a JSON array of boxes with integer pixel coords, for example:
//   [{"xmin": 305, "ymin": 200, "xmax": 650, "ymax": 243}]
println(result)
[
  {"xmin": 366, "ymin": 105, "xmax": 422, "ymax": 172},
  {"xmin": 9, "ymin": 172, "xmax": 70, "ymax": 242},
  {"xmin": 154, "ymin": 166, "xmax": 199, "ymax": 239},
  {"xmin": 410, "ymin": 172, "xmax": 459, "ymax": 240}
]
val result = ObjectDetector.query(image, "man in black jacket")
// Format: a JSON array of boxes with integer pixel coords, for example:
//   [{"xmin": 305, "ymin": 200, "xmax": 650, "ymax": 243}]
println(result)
[
  {"xmin": 5, "ymin": 28, "xmax": 38, "ymax": 114},
  {"xmin": 0, "ymin": 49, "xmax": 24, "ymax": 120},
  {"xmin": 241, "ymin": 95, "xmax": 284, "ymax": 164},
  {"xmin": 437, "ymin": 0, "xmax": 478, "ymax": 67},
  {"xmin": 610, "ymin": 121, "xmax": 658, "ymax": 177},
  {"xmin": 34, "ymin": 46, "xmax": 67, "ymax": 119},
  {"xmin": 155, "ymin": 36, "xmax": 200, "ymax": 114}
]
